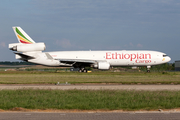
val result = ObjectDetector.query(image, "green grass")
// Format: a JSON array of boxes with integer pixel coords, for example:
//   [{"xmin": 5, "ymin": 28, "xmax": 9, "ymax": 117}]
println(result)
[
  {"xmin": 0, "ymin": 89, "xmax": 180, "ymax": 110},
  {"xmin": 0, "ymin": 71, "xmax": 179, "ymax": 84}
]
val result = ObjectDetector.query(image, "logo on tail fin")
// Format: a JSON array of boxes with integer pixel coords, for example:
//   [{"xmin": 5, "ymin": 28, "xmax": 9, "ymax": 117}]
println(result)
[{"xmin": 13, "ymin": 27, "xmax": 36, "ymax": 44}]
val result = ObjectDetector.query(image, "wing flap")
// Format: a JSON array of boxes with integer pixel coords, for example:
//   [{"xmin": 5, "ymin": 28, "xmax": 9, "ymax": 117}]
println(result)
[{"xmin": 57, "ymin": 59, "xmax": 106, "ymax": 68}]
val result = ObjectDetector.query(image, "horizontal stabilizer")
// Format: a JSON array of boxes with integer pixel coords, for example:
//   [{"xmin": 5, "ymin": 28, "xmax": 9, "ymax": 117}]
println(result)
[{"xmin": 15, "ymin": 52, "xmax": 35, "ymax": 60}]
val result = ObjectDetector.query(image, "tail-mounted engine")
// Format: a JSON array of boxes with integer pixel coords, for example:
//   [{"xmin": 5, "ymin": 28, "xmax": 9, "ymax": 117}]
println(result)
[{"xmin": 9, "ymin": 42, "xmax": 46, "ymax": 52}]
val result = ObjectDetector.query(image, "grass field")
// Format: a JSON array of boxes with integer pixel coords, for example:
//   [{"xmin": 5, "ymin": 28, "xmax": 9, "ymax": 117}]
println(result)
[
  {"xmin": 0, "ymin": 71, "xmax": 180, "ymax": 111},
  {"xmin": 0, "ymin": 71, "xmax": 179, "ymax": 84},
  {"xmin": 0, "ymin": 89, "xmax": 180, "ymax": 110}
]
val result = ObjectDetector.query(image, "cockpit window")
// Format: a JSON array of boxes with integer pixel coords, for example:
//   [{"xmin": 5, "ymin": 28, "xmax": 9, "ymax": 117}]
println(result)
[{"xmin": 163, "ymin": 55, "xmax": 168, "ymax": 57}]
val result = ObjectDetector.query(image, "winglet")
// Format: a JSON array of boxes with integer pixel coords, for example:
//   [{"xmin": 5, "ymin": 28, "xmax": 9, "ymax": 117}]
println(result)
[{"xmin": 13, "ymin": 27, "xmax": 36, "ymax": 44}]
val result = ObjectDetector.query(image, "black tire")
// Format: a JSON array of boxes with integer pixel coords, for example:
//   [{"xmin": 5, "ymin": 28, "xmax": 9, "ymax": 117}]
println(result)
[{"xmin": 83, "ymin": 69, "xmax": 87, "ymax": 73}]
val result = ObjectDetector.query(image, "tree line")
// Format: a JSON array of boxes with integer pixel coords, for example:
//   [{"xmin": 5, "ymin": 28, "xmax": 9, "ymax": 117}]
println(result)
[{"xmin": 0, "ymin": 61, "xmax": 35, "ymax": 65}]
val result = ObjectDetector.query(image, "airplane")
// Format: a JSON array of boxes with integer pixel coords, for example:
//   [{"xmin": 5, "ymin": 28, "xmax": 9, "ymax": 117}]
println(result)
[{"xmin": 9, "ymin": 27, "xmax": 171, "ymax": 72}]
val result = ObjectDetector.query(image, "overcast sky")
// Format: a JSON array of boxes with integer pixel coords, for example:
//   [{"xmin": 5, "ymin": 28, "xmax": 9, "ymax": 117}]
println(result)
[{"xmin": 0, "ymin": 0, "xmax": 180, "ymax": 62}]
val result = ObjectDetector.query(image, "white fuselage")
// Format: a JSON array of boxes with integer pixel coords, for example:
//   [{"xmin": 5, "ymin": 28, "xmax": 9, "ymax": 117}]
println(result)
[
  {"xmin": 10, "ymin": 27, "xmax": 172, "ymax": 71},
  {"xmin": 48, "ymin": 50, "xmax": 171, "ymax": 67}
]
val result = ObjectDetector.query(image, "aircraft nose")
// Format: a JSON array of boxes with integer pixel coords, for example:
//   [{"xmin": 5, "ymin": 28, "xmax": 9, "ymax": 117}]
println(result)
[{"xmin": 167, "ymin": 56, "xmax": 171, "ymax": 62}]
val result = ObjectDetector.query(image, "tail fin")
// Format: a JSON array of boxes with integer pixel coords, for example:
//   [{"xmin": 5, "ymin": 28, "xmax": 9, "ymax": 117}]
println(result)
[{"xmin": 13, "ymin": 27, "xmax": 36, "ymax": 44}]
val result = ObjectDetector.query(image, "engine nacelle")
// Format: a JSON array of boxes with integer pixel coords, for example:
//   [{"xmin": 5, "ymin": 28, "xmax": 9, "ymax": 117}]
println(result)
[
  {"xmin": 9, "ymin": 42, "xmax": 46, "ymax": 52},
  {"xmin": 93, "ymin": 62, "xmax": 110, "ymax": 70}
]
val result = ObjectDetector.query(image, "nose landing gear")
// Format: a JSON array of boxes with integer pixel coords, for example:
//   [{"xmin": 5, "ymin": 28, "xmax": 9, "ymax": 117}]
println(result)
[{"xmin": 147, "ymin": 66, "xmax": 151, "ymax": 73}]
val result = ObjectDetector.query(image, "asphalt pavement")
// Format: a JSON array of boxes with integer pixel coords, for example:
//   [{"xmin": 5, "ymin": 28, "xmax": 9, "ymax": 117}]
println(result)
[
  {"xmin": 0, "ymin": 112, "xmax": 180, "ymax": 120},
  {"xmin": 0, "ymin": 84, "xmax": 180, "ymax": 91}
]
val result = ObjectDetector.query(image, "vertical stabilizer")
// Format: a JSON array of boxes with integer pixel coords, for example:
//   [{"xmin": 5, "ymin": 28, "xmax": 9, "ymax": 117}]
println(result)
[{"xmin": 13, "ymin": 27, "xmax": 36, "ymax": 44}]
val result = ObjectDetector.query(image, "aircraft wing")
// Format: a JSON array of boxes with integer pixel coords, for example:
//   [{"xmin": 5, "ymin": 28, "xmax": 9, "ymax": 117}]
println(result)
[
  {"xmin": 57, "ymin": 59, "xmax": 98, "ymax": 68},
  {"xmin": 59, "ymin": 59, "xmax": 96, "ymax": 63}
]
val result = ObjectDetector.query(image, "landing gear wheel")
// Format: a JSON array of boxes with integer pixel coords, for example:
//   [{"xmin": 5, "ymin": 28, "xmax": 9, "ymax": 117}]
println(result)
[
  {"xmin": 83, "ymin": 69, "xmax": 87, "ymax": 73},
  {"xmin": 78, "ymin": 68, "xmax": 87, "ymax": 73},
  {"xmin": 78, "ymin": 69, "xmax": 82, "ymax": 73},
  {"xmin": 147, "ymin": 66, "xmax": 151, "ymax": 73}
]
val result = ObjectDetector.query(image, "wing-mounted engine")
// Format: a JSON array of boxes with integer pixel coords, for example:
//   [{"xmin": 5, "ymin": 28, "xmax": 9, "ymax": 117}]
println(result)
[
  {"xmin": 9, "ymin": 42, "xmax": 46, "ymax": 52},
  {"xmin": 93, "ymin": 62, "xmax": 110, "ymax": 70}
]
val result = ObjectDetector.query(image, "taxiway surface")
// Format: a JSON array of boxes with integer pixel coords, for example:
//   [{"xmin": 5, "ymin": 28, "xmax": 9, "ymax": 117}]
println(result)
[
  {"xmin": 0, "ymin": 112, "xmax": 180, "ymax": 120},
  {"xmin": 0, "ymin": 84, "xmax": 180, "ymax": 90}
]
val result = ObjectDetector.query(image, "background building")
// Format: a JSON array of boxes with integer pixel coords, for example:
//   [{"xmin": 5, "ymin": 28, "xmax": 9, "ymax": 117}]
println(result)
[{"xmin": 175, "ymin": 61, "xmax": 180, "ymax": 71}]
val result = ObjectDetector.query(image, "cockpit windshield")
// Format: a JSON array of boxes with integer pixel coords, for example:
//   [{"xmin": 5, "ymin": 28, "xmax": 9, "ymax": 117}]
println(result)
[{"xmin": 163, "ymin": 54, "xmax": 168, "ymax": 57}]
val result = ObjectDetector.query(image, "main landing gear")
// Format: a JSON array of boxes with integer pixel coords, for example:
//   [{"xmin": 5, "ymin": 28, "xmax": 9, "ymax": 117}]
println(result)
[
  {"xmin": 147, "ymin": 66, "xmax": 151, "ymax": 73},
  {"xmin": 78, "ymin": 68, "xmax": 87, "ymax": 73}
]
